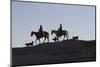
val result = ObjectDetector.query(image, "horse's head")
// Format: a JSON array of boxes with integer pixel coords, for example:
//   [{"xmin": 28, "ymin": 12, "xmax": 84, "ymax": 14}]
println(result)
[
  {"xmin": 31, "ymin": 31, "xmax": 38, "ymax": 37},
  {"xmin": 51, "ymin": 30, "xmax": 54, "ymax": 35},
  {"xmin": 30, "ymin": 31, "xmax": 34, "ymax": 37},
  {"xmin": 51, "ymin": 30, "xmax": 57, "ymax": 35}
]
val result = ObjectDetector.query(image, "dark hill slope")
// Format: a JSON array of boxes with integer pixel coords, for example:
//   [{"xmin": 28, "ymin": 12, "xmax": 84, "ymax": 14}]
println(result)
[{"xmin": 12, "ymin": 40, "xmax": 96, "ymax": 66}]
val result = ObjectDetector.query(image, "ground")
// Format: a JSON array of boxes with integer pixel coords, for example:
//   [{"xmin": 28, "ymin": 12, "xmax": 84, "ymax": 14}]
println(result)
[{"xmin": 12, "ymin": 39, "xmax": 96, "ymax": 66}]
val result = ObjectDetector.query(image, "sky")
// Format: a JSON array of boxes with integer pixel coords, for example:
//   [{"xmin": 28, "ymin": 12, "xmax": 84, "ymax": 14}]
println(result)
[{"xmin": 12, "ymin": 1, "xmax": 95, "ymax": 47}]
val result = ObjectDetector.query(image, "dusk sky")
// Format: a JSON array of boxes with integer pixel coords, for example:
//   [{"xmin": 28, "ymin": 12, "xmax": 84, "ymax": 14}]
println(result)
[{"xmin": 12, "ymin": 1, "xmax": 95, "ymax": 47}]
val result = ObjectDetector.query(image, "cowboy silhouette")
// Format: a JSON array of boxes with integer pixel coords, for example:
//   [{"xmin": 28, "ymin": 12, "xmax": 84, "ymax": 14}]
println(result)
[
  {"xmin": 38, "ymin": 25, "xmax": 43, "ymax": 36},
  {"xmin": 57, "ymin": 24, "xmax": 62, "ymax": 35}
]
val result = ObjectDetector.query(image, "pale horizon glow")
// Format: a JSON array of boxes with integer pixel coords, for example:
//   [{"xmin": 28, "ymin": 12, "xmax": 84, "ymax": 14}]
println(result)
[{"xmin": 12, "ymin": 1, "xmax": 95, "ymax": 47}]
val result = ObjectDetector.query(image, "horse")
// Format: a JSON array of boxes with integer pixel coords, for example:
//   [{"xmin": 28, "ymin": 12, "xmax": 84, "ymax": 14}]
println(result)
[
  {"xmin": 30, "ymin": 31, "xmax": 49, "ymax": 44},
  {"xmin": 51, "ymin": 30, "xmax": 69, "ymax": 40}
]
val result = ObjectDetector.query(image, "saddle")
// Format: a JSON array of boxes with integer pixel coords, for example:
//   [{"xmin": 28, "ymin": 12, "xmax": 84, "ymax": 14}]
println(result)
[
  {"xmin": 57, "ymin": 30, "xmax": 62, "ymax": 36},
  {"xmin": 38, "ymin": 31, "xmax": 44, "ymax": 37}
]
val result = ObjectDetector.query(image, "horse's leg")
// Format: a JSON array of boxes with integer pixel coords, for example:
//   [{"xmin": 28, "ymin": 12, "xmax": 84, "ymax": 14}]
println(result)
[
  {"xmin": 47, "ymin": 36, "xmax": 49, "ymax": 42},
  {"xmin": 35, "ymin": 39, "xmax": 37, "ymax": 45},
  {"xmin": 46, "ymin": 35, "xmax": 49, "ymax": 42},
  {"xmin": 39, "ymin": 39, "xmax": 41, "ymax": 44},
  {"xmin": 57, "ymin": 36, "xmax": 59, "ymax": 41},
  {"xmin": 66, "ymin": 34, "xmax": 68, "ymax": 40},
  {"xmin": 63, "ymin": 35, "xmax": 65, "ymax": 40},
  {"xmin": 43, "ymin": 37, "xmax": 46, "ymax": 43}
]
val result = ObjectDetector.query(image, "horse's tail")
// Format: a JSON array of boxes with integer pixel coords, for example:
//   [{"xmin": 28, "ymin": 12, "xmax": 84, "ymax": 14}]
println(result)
[
  {"xmin": 65, "ymin": 30, "xmax": 69, "ymax": 39},
  {"xmin": 44, "ymin": 31, "xmax": 49, "ymax": 42}
]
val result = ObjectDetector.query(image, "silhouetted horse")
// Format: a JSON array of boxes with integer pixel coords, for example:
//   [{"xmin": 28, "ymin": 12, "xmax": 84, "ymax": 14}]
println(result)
[
  {"xmin": 30, "ymin": 31, "xmax": 49, "ymax": 44},
  {"xmin": 51, "ymin": 30, "xmax": 69, "ymax": 40},
  {"xmin": 72, "ymin": 36, "xmax": 78, "ymax": 40}
]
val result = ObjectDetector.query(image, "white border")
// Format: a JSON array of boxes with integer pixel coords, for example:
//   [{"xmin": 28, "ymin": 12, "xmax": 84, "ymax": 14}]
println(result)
[{"xmin": 0, "ymin": 0, "xmax": 100, "ymax": 67}]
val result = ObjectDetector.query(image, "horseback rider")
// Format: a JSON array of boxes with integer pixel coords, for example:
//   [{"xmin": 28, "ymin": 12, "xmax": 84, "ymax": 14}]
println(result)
[
  {"xmin": 57, "ymin": 24, "xmax": 62, "ymax": 35},
  {"xmin": 38, "ymin": 25, "xmax": 43, "ymax": 36}
]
